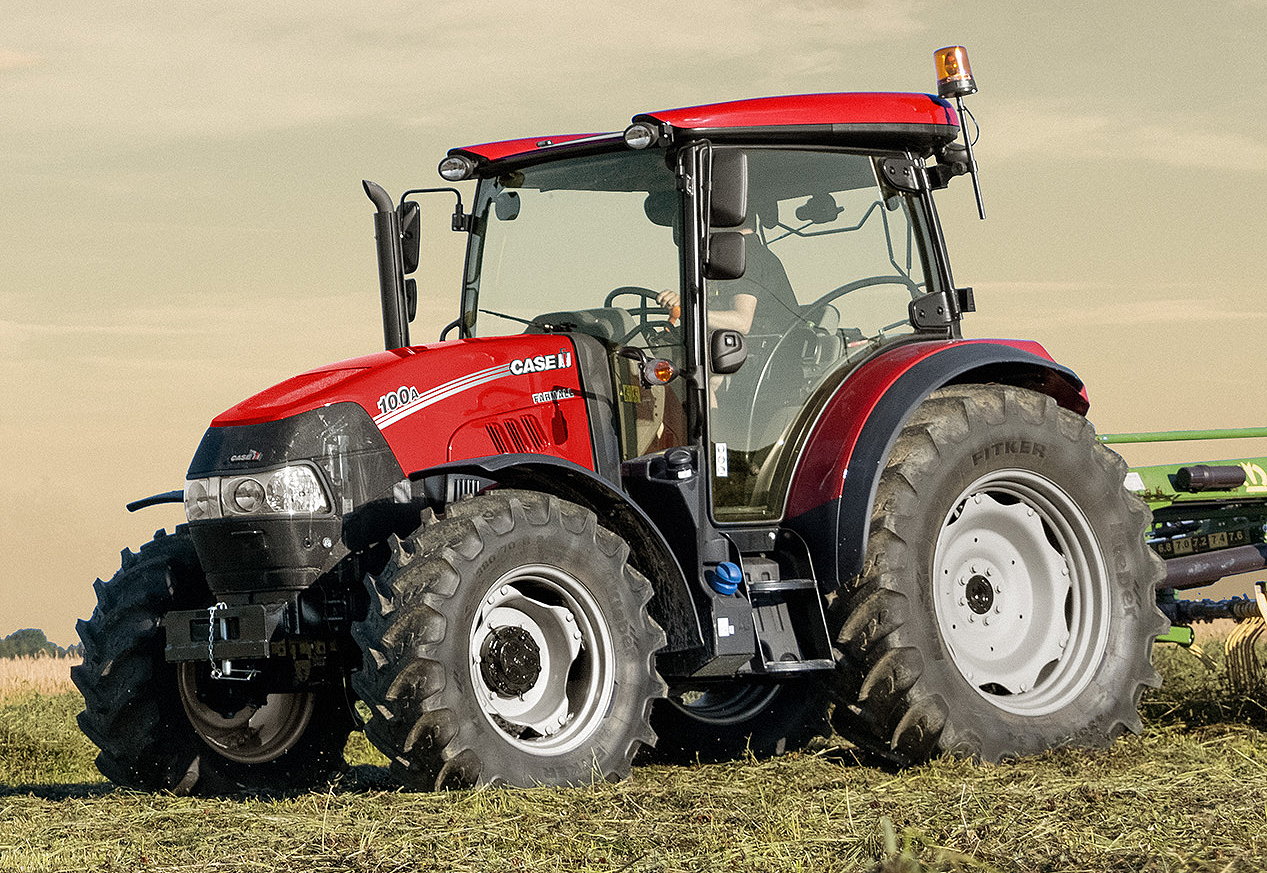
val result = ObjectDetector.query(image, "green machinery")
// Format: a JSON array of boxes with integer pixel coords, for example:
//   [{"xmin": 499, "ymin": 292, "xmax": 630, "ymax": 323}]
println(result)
[{"xmin": 1106, "ymin": 428, "xmax": 1267, "ymax": 684}]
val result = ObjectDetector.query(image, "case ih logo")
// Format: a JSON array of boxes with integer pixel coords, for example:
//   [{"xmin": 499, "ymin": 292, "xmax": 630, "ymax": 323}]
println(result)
[
  {"xmin": 229, "ymin": 450, "xmax": 262, "ymax": 463},
  {"xmin": 509, "ymin": 350, "xmax": 573, "ymax": 376}
]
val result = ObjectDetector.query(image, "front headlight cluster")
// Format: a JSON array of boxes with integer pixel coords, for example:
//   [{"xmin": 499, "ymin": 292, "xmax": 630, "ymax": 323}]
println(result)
[{"xmin": 185, "ymin": 464, "xmax": 331, "ymax": 521}]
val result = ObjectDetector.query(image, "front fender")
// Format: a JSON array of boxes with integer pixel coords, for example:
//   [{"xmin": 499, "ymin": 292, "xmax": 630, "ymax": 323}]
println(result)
[
  {"xmin": 783, "ymin": 339, "xmax": 1086, "ymax": 589},
  {"xmin": 409, "ymin": 454, "xmax": 703, "ymax": 656}
]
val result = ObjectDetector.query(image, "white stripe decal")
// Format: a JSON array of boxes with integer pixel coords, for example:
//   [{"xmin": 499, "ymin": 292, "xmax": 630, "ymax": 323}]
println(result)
[{"xmin": 372, "ymin": 363, "xmax": 513, "ymax": 430}]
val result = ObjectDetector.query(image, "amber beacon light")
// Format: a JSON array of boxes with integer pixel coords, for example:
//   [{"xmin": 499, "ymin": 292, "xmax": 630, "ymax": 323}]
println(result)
[
  {"xmin": 935, "ymin": 45, "xmax": 977, "ymax": 99},
  {"xmin": 933, "ymin": 44, "xmax": 985, "ymax": 219}
]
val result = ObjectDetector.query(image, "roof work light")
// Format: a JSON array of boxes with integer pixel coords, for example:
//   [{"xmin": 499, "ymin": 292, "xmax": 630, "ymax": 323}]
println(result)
[{"xmin": 934, "ymin": 45, "xmax": 977, "ymax": 99}]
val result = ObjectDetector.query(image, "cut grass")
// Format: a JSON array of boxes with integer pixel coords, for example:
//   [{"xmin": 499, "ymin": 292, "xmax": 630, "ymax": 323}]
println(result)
[{"xmin": 0, "ymin": 641, "xmax": 1263, "ymax": 872}]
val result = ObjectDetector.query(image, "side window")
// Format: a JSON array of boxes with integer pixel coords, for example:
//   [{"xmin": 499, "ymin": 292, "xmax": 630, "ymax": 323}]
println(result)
[{"xmin": 708, "ymin": 149, "xmax": 932, "ymax": 520}]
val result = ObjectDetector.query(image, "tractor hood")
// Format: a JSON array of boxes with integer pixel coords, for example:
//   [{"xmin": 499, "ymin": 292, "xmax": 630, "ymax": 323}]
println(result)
[{"xmin": 206, "ymin": 334, "xmax": 595, "ymax": 477}]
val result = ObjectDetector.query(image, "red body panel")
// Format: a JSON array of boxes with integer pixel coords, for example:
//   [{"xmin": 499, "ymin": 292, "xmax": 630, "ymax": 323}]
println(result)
[
  {"xmin": 785, "ymin": 338, "xmax": 1060, "ymax": 518},
  {"xmin": 639, "ymin": 92, "xmax": 958, "ymax": 132},
  {"xmin": 212, "ymin": 336, "xmax": 595, "ymax": 475},
  {"xmin": 452, "ymin": 92, "xmax": 958, "ymax": 166}
]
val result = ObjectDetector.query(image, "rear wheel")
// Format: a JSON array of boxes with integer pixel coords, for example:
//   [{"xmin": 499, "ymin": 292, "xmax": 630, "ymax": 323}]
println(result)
[
  {"xmin": 73, "ymin": 527, "xmax": 353, "ymax": 794},
  {"xmin": 832, "ymin": 385, "xmax": 1167, "ymax": 763},
  {"xmin": 648, "ymin": 677, "xmax": 831, "ymax": 763},
  {"xmin": 352, "ymin": 490, "xmax": 666, "ymax": 789}
]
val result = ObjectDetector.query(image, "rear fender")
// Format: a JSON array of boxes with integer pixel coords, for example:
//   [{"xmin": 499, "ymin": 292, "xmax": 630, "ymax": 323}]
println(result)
[
  {"xmin": 784, "ymin": 340, "xmax": 1087, "ymax": 590},
  {"xmin": 409, "ymin": 454, "xmax": 703, "ymax": 655}
]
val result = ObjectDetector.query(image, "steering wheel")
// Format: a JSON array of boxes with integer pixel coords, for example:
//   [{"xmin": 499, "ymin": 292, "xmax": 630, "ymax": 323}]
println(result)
[
  {"xmin": 807, "ymin": 275, "xmax": 923, "ymax": 311},
  {"xmin": 603, "ymin": 286, "xmax": 679, "ymax": 328}
]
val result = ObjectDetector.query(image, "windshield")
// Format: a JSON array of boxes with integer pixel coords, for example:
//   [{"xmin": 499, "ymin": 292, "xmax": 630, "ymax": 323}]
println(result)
[{"xmin": 462, "ymin": 150, "xmax": 682, "ymax": 345}]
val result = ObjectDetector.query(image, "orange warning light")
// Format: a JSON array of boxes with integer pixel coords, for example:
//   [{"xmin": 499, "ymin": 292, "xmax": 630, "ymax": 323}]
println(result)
[
  {"xmin": 650, "ymin": 359, "xmax": 677, "ymax": 384},
  {"xmin": 934, "ymin": 45, "xmax": 977, "ymax": 99}
]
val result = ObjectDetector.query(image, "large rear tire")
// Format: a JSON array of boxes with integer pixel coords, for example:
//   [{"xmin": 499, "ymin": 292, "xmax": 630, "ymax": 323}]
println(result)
[
  {"xmin": 352, "ymin": 490, "xmax": 666, "ymax": 789},
  {"xmin": 73, "ymin": 527, "xmax": 353, "ymax": 794},
  {"xmin": 831, "ymin": 385, "xmax": 1167, "ymax": 764}
]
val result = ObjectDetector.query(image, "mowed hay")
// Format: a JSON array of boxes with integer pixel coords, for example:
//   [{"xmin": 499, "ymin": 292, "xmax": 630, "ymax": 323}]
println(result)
[
  {"xmin": 0, "ymin": 655, "xmax": 80, "ymax": 703},
  {"xmin": 0, "ymin": 638, "xmax": 1264, "ymax": 870}
]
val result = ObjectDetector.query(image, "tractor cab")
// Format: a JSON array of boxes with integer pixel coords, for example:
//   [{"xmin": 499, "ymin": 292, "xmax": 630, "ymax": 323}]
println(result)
[{"xmin": 416, "ymin": 92, "xmax": 966, "ymax": 522}]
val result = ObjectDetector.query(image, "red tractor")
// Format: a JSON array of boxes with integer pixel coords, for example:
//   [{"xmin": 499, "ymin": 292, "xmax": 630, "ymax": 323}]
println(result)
[{"xmin": 73, "ymin": 49, "xmax": 1165, "ymax": 794}]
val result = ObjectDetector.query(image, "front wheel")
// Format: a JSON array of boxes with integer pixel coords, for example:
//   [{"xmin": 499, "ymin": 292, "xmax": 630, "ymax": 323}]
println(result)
[
  {"xmin": 72, "ymin": 528, "xmax": 353, "ymax": 794},
  {"xmin": 352, "ymin": 490, "xmax": 666, "ymax": 789},
  {"xmin": 832, "ymin": 385, "xmax": 1167, "ymax": 764}
]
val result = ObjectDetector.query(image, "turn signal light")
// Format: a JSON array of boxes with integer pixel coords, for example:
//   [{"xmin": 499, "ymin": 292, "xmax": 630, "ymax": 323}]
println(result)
[
  {"xmin": 643, "ymin": 358, "xmax": 677, "ymax": 385},
  {"xmin": 934, "ymin": 45, "xmax": 977, "ymax": 99}
]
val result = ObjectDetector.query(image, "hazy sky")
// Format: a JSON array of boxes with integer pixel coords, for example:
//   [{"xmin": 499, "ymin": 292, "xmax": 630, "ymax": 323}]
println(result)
[{"xmin": 4, "ymin": 1, "xmax": 1267, "ymax": 643}]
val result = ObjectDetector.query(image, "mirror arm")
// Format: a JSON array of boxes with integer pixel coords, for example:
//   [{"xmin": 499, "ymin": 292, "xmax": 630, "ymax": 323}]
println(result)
[{"xmin": 400, "ymin": 187, "xmax": 472, "ymax": 232}]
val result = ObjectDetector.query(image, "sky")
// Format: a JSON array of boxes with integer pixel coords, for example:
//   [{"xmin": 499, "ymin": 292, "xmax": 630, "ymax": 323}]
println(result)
[{"xmin": 4, "ymin": 0, "xmax": 1267, "ymax": 644}]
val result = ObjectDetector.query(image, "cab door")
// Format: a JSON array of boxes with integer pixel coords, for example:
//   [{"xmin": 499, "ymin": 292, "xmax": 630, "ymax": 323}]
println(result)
[{"xmin": 705, "ymin": 147, "xmax": 938, "ymax": 520}]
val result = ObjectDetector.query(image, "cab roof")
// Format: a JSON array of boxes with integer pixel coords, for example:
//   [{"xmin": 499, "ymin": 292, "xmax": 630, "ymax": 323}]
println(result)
[{"xmin": 449, "ymin": 92, "xmax": 960, "ymax": 171}]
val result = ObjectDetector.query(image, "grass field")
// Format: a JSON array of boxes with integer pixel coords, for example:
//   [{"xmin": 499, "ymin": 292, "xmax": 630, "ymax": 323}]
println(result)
[
  {"xmin": 0, "ymin": 656, "xmax": 80, "ymax": 704},
  {"xmin": 1, "ymin": 640, "xmax": 1265, "ymax": 872}
]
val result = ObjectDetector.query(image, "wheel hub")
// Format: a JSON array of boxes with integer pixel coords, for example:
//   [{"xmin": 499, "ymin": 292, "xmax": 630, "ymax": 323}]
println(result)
[
  {"xmin": 468, "ymin": 566, "xmax": 615, "ymax": 754},
  {"xmin": 964, "ymin": 574, "xmax": 994, "ymax": 614},
  {"xmin": 480, "ymin": 625, "xmax": 543, "ymax": 696}
]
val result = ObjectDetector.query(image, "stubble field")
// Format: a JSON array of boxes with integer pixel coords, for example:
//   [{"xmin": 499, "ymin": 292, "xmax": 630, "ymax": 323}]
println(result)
[{"xmin": 1, "ymin": 642, "xmax": 1265, "ymax": 872}]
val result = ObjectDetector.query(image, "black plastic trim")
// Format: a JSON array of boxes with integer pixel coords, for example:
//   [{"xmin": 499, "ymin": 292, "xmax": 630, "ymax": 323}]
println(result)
[
  {"xmin": 187, "ymin": 402, "xmax": 411, "ymax": 595},
  {"xmin": 568, "ymin": 333, "xmax": 622, "ymax": 484}
]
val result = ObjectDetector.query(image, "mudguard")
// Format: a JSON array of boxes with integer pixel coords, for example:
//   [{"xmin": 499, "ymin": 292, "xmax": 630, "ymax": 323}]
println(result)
[
  {"xmin": 783, "ymin": 339, "xmax": 1087, "ymax": 590},
  {"xmin": 409, "ymin": 454, "xmax": 704, "ymax": 657}
]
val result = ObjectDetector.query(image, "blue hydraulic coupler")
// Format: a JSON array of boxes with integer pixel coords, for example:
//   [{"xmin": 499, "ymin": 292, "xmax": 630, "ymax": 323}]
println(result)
[{"xmin": 707, "ymin": 562, "xmax": 743, "ymax": 596}]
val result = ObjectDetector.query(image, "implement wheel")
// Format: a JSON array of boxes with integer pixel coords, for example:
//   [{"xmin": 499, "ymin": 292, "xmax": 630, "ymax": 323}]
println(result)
[
  {"xmin": 832, "ymin": 385, "xmax": 1167, "ymax": 763},
  {"xmin": 352, "ymin": 490, "xmax": 666, "ymax": 789}
]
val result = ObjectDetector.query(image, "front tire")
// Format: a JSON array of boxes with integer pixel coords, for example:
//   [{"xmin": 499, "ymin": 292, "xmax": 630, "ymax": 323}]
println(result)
[
  {"xmin": 72, "ymin": 527, "xmax": 353, "ymax": 794},
  {"xmin": 352, "ymin": 490, "xmax": 666, "ymax": 789},
  {"xmin": 832, "ymin": 385, "xmax": 1167, "ymax": 764}
]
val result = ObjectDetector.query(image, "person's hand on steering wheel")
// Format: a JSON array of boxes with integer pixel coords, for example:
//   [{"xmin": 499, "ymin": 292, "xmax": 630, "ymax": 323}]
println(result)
[{"xmin": 655, "ymin": 289, "xmax": 681, "ymax": 325}]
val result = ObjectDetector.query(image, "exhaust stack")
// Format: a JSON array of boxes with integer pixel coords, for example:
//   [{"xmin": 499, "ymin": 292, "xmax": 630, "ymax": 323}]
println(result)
[{"xmin": 363, "ymin": 180, "xmax": 410, "ymax": 351}]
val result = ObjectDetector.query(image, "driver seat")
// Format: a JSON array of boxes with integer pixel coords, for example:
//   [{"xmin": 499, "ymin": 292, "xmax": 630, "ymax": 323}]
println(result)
[{"xmin": 524, "ymin": 307, "xmax": 638, "ymax": 346}]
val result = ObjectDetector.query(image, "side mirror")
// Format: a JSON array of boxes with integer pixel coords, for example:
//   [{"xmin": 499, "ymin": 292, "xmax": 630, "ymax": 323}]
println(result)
[
  {"xmin": 705, "ymin": 231, "xmax": 746, "ymax": 280},
  {"xmin": 398, "ymin": 200, "xmax": 421, "ymax": 274},
  {"xmin": 494, "ymin": 190, "xmax": 521, "ymax": 221},
  {"xmin": 710, "ymin": 328, "xmax": 747, "ymax": 374},
  {"xmin": 709, "ymin": 150, "xmax": 748, "ymax": 228}
]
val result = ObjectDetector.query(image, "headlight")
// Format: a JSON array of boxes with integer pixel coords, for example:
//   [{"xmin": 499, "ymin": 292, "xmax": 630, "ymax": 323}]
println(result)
[
  {"xmin": 232, "ymin": 478, "xmax": 266, "ymax": 513},
  {"xmin": 185, "ymin": 463, "xmax": 332, "ymax": 521},
  {"xmin": 264, "ymin": 466, "xmax": 328, "ymax": 514},
  {"xmin": 184, "ymin": 478, "xmax": 219, "ymax": 521}
]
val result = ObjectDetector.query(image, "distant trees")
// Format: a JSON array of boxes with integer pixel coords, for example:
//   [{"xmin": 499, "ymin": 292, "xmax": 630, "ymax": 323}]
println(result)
[{"xmin": 0, "ymin": 629, "xmax": 79, "ymax": 658}]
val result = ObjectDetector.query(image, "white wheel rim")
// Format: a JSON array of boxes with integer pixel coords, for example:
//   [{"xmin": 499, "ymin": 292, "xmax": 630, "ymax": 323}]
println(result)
[
  {"xmin": 932, "ymin": 469, "xmax": 1111, "ymax": 715},
  {"xmin": 468, "ymin": 564, "xmax": 615, "ymax": 755}
]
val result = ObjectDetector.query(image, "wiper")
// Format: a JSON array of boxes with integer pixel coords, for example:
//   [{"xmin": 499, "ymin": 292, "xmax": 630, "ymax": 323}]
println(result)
[{"xmin": 478, "ymin": 308, "xmax": 535, "ymax": 326}]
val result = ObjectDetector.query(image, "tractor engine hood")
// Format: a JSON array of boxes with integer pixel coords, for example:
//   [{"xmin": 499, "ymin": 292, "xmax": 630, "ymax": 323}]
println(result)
[{"xmin": 202, "ymin": 334, "xmax": 595, "ymax": 480}]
